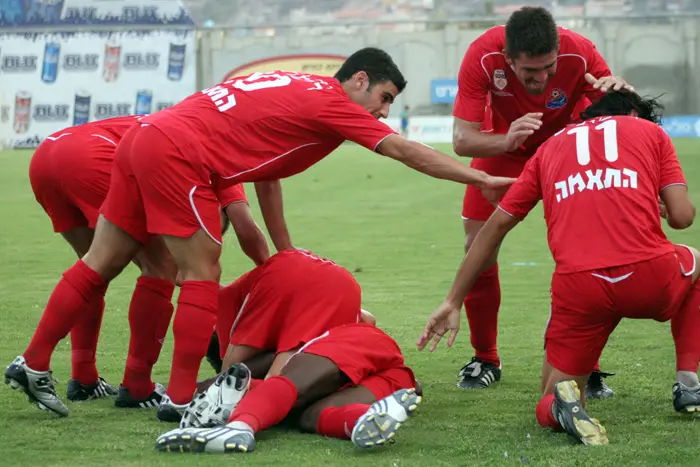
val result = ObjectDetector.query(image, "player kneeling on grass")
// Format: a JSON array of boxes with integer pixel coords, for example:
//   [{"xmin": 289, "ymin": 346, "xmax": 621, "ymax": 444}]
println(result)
[
  {"xmin": 5, "ymin": 116, "xmax": 272, "ymax": 417},
  {"xmin": 156, "ymin": 322, "xmax": 420, "ymax": 453},
  {"xmin": 418, "ymin": 91, "xmax": 700, "ymax": 445}
]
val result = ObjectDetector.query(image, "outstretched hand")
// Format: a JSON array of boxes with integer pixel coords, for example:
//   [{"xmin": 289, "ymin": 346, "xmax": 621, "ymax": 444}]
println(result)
[{"xmin": 417, "ymin": 301, "xmax": 461, "ymax": 352}]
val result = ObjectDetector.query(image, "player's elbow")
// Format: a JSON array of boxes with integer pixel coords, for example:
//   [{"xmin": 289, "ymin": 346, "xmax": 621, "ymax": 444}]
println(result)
[
  {"xmin": 452, "ymin": 134, "xmax": 471, "ymax": 158},
  {"xmin": 667, "ymin": 205, "xmax": 695, "ymax": 230}
]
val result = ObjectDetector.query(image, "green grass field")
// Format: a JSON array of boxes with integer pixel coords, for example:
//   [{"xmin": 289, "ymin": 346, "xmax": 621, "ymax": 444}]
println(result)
[{"xmin": 1, "ymin": 141, "xmax": 700, "ymax": 466}]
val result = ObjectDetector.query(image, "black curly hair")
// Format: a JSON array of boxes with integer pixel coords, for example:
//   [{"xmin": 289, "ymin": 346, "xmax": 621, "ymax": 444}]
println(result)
[
  {"xmin": 505, "ymin": 7, "xmax": 559, "ymax": 59},
  {"xmin": 580, "ymin": 92, "xmax": 665, "ymax": 124}
]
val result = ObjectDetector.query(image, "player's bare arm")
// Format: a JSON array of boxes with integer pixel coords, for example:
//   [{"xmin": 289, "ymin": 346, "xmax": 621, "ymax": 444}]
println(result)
[
  {"xmin": 660, "ymin": 185, "xmax": 695, "ymax": 229},
  {"xmin": 255, "ymin": 180, "xmax": 294, "ymax": 252},
  {"xmin": 376, "ymin": 134, "xmax": 516, "ymax": 203},
  {"xmin": 584, "ymin": 73, "xmax": 635, "ymax": 94},
  {"xmin": 453, "ymin": 114, "xmax": 542, "ymax": 158},
  {"xmin": 224, "ymin": 202, "xmax": 271, "ymax": 265},
  {"xmin": 417, "ymin": 209, "xmax": 519, "ymax": 352}
]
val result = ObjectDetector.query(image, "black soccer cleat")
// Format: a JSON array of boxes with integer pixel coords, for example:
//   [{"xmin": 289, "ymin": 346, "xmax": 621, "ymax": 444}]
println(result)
[
  {"xmin": 457, "ymin": 357, "xmax": 501, "ymax": 389},
  {"xmin": 553, "ymin": 380, "xmax": 608, "ymax": 445},
  {"xmin": 67, "ymin": 377, "xmax": 118, "ymax": 401},
  {"xmin": 673, "ymin": 382, "xmax": 700, "ymax": 413},
  {"xmin": 586, "ymin": 371, "xmax": 615, "ymax": 399},
  {"xmin": 114, "ymin": 382, "xmax": 166, "ymax": 409}
]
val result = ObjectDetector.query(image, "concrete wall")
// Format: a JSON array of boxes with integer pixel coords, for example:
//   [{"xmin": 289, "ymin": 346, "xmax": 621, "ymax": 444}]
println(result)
[{"xmin": 198, "ymin": 17, "xmax": 700, "ymax": 116}]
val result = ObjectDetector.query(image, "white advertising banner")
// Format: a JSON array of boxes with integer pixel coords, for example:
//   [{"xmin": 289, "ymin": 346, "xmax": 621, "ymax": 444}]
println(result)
[
  {"xmin": 0, "ymin": 29, "xmax": 196, "ymax": 148},
  {"xmin": 385, "ymin": 116, "xmax": 454, "ymax": 144}
]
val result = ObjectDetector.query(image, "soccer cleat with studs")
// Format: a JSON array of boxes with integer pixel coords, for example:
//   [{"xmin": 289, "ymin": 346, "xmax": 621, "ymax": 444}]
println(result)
[
  {"xmin": 553, "ymin": 379, "xmax": 608, "ymax": 446},
  {"xmin": 4, "ymin": 355, "xmax": 69, "ymax": 417},
  {"xmin": 351, "ymin": 388, "xmax": 421, "ymax": 449}
]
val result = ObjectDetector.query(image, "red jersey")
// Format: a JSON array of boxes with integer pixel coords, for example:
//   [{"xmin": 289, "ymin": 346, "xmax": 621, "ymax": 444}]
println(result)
[
  {"xmin": 141, "ymin": 71, "xmax": 396, "ymax": 193},
  {"xmin": 217, "ymin": 249, "xmax": 360, "ymax": 342},
  {"xmin": 498, "ymin": 116, "xmax": 687, "ymax": 274},
  {"xmin": 454, "ymin": 26, "xmax": 612, "ymax": 159}
]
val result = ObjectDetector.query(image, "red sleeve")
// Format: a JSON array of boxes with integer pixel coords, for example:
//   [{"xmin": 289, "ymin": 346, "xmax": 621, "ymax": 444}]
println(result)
[
  {"xmin": 453, "ymin": 40, "xmax": 490, "ymax": 123},
  {"xmin": 657, "ymin": 128, "xmax": 687, "ymax": 189},
  {"xmin": 315, "ymin": 97, "xmax": 396, "ymax": 151},
  {"xmin": 498, "ymin": 151, "xmax": 543, "ymax": 220},
  {"xmin": 213, "ymin": 179, "xmax": 248, "ymax": 207},
  {"xmin": 582, "ymin": 40, "xmax": 613, "ymax": 103}
]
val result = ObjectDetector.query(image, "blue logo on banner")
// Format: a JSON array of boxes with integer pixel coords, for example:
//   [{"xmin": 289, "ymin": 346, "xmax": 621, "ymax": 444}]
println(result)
[
  {"xmin": 661, "ymin": 116, "xmax": 700, "ymax": 138},
  {"xmin": 431, "ymin": 79, "xmax": 458, "ymax": 104}
]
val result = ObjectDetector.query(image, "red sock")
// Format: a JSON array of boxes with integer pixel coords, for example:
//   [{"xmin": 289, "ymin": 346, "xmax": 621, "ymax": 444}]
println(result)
[
  {"xmin": 672, "ymin": 280, "xmax": 700, "ymax": 373},
  {"xmin": 166, "ymin": 280, "xmax": 218, "ymax": 404},
  {"xmin": 227, "ymin": 376, "xmax": 298, "ymax": 432},
  {"xmin": 593, "ymin": 361, "xmax": 601, "ymax": 372},
  {"xmin": 464, "ymin": 263, "xmax": 501, "ymax": 366},
  {"xmin": 24, "ymin": 260, "xmax": 107, "ymax": 371},
  {"xmin": 70, "ymin": 295, "xmax": 105, "ymax": 385},
  {"xmin": 536, "ymin": 394, "xmax": 561, "ymax": 429},
  {"xmin": 122, "ymin": 276, "xmax": 175, "ymax": 398},
  {"xmin": 317, "ymin": 404, "xmax": 370, "ymax": 439}
]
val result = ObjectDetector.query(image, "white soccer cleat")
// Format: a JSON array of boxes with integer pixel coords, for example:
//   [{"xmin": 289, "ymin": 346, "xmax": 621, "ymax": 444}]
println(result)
[
  {"xmin": 180, "ymin": 363, "xmax": 251, "ymax": 429},
  {"xmin": 155, "ymin": 422, "xmax": 256, "ymax": 453},
  {"xmin": 4, "ymin": 355, "xmax": 69, "ymax": 417},
  {"xmin": 351, "ymin": 388, "xmax": 421, "ymax": 449}
]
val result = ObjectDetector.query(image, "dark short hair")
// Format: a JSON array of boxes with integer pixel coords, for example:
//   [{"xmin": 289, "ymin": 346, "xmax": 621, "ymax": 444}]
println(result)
[
  {"xmin": 334, "ymin": 47, "xmax": 407, "ymax": 93},
  {"xmin": 581, "ymin": 92, "xmax": 664, "ymax": 125},
  {"xmin": 505, "ymin": 7, "xmax": 559, "ymax": 59}
]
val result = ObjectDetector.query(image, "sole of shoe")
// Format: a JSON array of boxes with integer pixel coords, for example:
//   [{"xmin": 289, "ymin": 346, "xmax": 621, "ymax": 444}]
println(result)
[
  {"xmin": 352, "ymin": 389, "xmax": 422, "ymax": 449},
  {"xmin": 555, "ymin": 380, "xmax": 608, "ymax": 446}
]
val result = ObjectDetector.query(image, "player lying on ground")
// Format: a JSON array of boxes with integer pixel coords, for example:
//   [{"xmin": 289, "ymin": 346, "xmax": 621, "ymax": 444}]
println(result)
[
  {"xmin": 4, "ymin": 47, "xmax": 516, "ymax": 421},
  {"xmin": 154, "ymin": 248, "xmax": 364, "ymax": 422},
  {"xmin": 156, "ymin": 322, "xmax": 420, "ymax": 453},
  {"xmin": 215, "ymin": 250, "xmax": 362, "ymax": 377},
  {"xmin": 5, "ymin": 116, "xmax": 272, "ymax": 416},
  {"xmin": 451, "ymin": 6, "xmax": 631, "ymax": 395},
  {"xmin": 198, "ymin": 248, "xmax": 379, "ymax": 386},
  {"xmin": 418, "ymin": 91, "xmax": 700, "ymax": 445}
]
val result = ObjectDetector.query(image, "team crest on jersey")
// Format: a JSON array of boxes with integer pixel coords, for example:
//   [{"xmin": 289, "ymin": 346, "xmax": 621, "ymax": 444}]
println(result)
[
  {"xmin": 546, "ymin": 88, "xmax": 568, "ymax": 109},
  {"xmin": 493, "ymin": 69, "xmax": 507, "ymax": 90}
]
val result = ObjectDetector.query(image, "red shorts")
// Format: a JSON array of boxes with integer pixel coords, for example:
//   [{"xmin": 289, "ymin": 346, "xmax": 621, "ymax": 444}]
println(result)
[
  {"xmin": 229, "ymin": 250, "xmax": 362, "ymax": 353},
  {"xmin": 546, "ymin": 245, "xmax": 696, "ymax": 375},
  {"xmin": 101, "ymin": 124, "xmax": 245, "ymax": 245},
  {"xmin": 297, "ymin": 323, "xmax": 416, "ymax": 400},
  {"xmin": 29, "ymin": 130, "xmax": 115, "ymax": 232},
  {"xmin": 461, "ymin": 155, "xmax": 526, "ymax": 221}
]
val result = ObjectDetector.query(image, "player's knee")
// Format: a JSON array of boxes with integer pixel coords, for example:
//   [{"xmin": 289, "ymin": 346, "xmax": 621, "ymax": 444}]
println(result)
[
  {"xmin": 463, "ymin": 220, "xmax": 485, "ymax": 254},
  {"xmin": 82, "ymin": 218, "xmax": 141, "ymax": 281}
]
